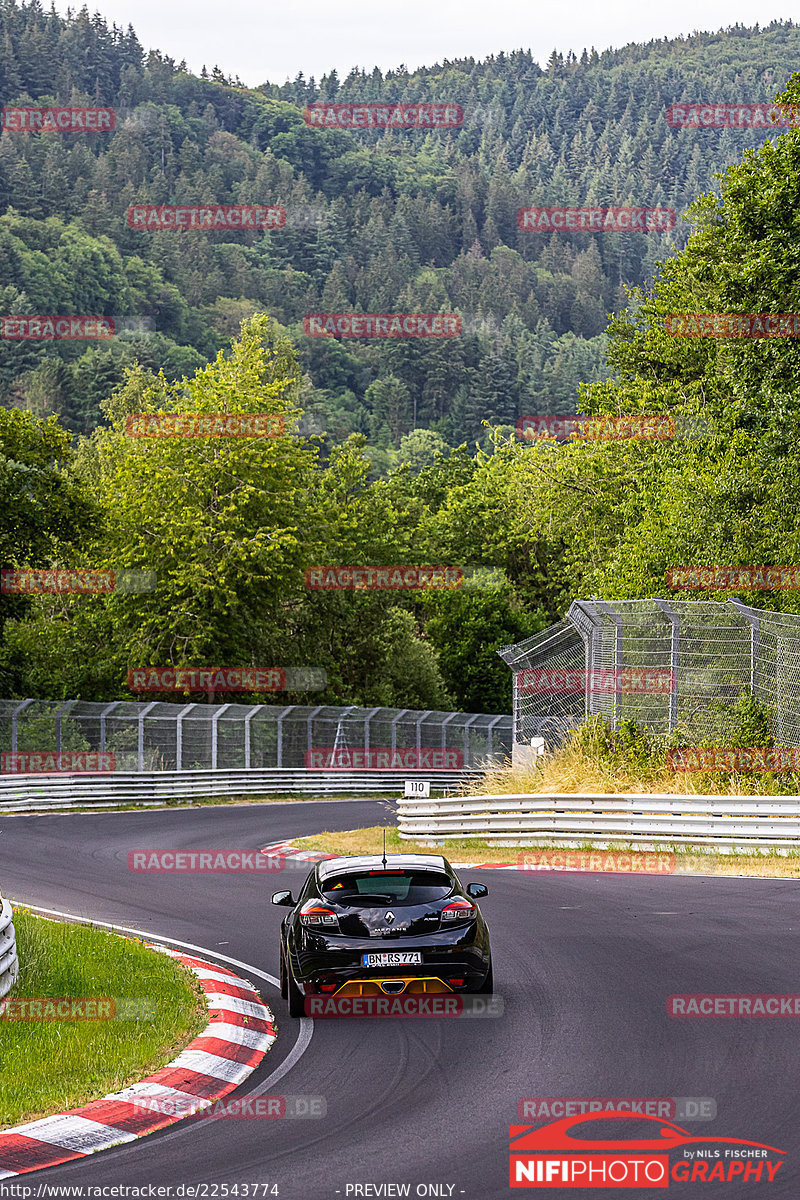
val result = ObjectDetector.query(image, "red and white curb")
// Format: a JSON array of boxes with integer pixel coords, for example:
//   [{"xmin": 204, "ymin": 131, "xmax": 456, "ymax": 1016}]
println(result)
[{"xmin": 0, "ymin": 945, "xmax": 276, "ymax": 1178}]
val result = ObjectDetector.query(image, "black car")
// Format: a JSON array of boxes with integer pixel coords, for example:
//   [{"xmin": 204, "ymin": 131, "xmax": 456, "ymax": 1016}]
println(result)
[{"xmin": 272, "ymin": 853, "xmax": 492, "ymax": 1016}]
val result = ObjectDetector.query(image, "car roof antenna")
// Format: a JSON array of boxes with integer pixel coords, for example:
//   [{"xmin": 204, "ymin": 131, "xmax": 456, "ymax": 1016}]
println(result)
[{"xmin": 382, "ymin": 827, "xmax": 387, "ymax": 869}]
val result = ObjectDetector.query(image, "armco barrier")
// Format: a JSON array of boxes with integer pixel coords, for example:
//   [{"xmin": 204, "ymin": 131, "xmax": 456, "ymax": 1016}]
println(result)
[
  {"xmin": 0, "ymin": 768, "xmax": 477, "ymax": 812},
  {"xmin": 397, "ymin": 793, "xmax": 800, "ymax": 848},
  {"xmin": 0, "ymin": 897, "xmax": 19, "ymax": 999}
]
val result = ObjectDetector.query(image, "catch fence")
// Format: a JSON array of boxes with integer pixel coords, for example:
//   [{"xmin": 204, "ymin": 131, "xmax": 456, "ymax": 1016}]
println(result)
[
  {"xmin": 0, "ymin": 700, "xmax": 511, "ymax": 774},
  {"xmin": 498, "ymin": 598, "xmax": 800, "ymax": 760}
]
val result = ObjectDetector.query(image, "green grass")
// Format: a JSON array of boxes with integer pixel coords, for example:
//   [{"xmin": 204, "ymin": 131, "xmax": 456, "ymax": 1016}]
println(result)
[{"xmin": 0, "ymin": 912, "xmax": 208, "ymax": 1128}]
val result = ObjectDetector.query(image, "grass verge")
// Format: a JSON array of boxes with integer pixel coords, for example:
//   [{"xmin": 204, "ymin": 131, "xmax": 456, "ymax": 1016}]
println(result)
[
  {"xmin": 291, "ymin": 825, "xmax": 800, "ymax": 880},
  {"xmin": 466, "ymin": 753, "xmax": 795, "ymax": 797},
  {"xmin": 0, "ymin": 911, "xmax": 208, "ymax": 1129}
]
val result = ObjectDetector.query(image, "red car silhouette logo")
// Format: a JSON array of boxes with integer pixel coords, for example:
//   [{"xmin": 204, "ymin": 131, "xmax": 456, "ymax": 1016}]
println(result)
[{"xmin": 510, "ymin": 1111, "xmax": 784, "ymax": 1154}]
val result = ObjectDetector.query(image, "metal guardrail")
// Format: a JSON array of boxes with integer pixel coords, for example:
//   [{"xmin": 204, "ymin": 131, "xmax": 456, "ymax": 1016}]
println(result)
[
  {"xmin": 397, "ymin": 793, "xmax": 800, "ymax": 847},
  {"xmin": 0, "ymin": 898, "xmax": 18, "ymax": 999},
  {"xmin": 0, "ymin": 769, "xmax": 477, "ymax": 812}
]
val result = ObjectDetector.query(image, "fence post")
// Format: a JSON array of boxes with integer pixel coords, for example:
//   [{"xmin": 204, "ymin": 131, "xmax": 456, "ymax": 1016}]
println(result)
[
  {"xmin": 10, "ymin": 699, "xmax": 33, "ymax": 756},
  {"xmin": 462, "ymin": 714, "xmax": 480, "ymax": 768},
  {"xmin": 441, "ymin": 710, "xmax": 458, "ymax": 755},
  {"xmin": 363, "ymin": 707, "xmax": 381, "ymax": 755},
  {"xmin": 99, "ymin": 700, "xmax": 120, "ymax": 754},
  {"xmin": 275, "ymin": 706, "xmax": 294, "ymax": 768},
  {"xmin": 594, "ymin": 601, "xmax": 624, "ymax": 726},
  {"xmin": 654, "ymin": 598, "xmax": 680, "ymax": 732},
  {"xmin": 54, "ymin": 699, "xmax": 77, "ymax": 755},
  {"xmin": 416, "ymin": 711, "xmax": 432, "ymax": 758},
  {"xmin": 391, "ymin": 710, "xmax": 409, "ymax": 758},
  {"xmin": 729, "ymin": 599, "xmax": 761, "ymax": 697},
  {"xmin": 307, "ymin": 706, "xmax": 324, "ymax": 766},
  {"xmin": 242, "ymin": 704, "xmax": 261, "ymax": 769},
  {"xmin": 211, "ymin": 703, "xmax": 232, "ymax": 770},
  {"xmin": 137, "ymin": 702, "xmax": 158, "ymax": 772},
  {"xmin": 486, "ymin": 713, "xmax": 504, "ymax": 759},
  {"xmin": 568, "ymin": 601, "xmax": 603, "ymax": 719},
  {"xmin": 175, "ymin": 703, "xmax": 196, "ymax": 770}
]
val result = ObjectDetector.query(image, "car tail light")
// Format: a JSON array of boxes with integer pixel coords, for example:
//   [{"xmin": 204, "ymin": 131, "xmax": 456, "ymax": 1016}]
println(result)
[
  {"xmin": 299, "ymin": 903, "xmax": 339, "ymax": 928},
  {"xmin": 441, "ymin": 899, "xmax": 476, "ymax": 922},
  {"xmin": 449, "ymin": 977, "xmax": 465, "ymax": 987}
]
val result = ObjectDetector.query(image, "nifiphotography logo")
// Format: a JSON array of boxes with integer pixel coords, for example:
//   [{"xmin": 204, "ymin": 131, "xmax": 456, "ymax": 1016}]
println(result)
[{"xmin": 509, "ymin": 1112, "xmax": 785, "ymax": 1187}]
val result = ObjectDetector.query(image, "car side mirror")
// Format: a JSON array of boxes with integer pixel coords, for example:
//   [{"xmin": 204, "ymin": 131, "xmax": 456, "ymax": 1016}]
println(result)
[
  {"xmin": 467, "ymin": 883, "xmax": 488, "ymax": 898},
  {"xmin": 271, "ymin": 890, "xmax": 295, "ymax": 906}
]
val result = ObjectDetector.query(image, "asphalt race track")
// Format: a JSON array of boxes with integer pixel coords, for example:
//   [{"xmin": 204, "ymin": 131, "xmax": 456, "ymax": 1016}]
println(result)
[{"xmin": 1, "ymin": 800, "xmax": 800, "ymax": 1197}]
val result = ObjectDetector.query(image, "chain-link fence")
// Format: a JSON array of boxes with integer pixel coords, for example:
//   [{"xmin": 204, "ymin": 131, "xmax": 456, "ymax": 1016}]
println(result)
[
  {"xmin": 497, "ymin": 598, "xmax": 800, "ymax": 758},
  {"xmin": 0, "ymin": 700, "xmax": 512, "ymax": 773}
]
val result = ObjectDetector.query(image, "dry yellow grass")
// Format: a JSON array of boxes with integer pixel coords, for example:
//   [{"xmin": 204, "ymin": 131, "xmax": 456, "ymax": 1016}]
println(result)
[{"xmin": 465, "ymin": 741, "xmax": 796, "ymax": 796}]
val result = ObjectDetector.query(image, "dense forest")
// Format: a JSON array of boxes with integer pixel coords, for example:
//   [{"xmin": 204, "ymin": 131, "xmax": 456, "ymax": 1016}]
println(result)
[
  {"xmin": 3, "ymin": 8, "xmax": 800, "ymax": 713},
  {"xmin": 0, "ymin": 7, "xmax": 797, "ymax": 462}
]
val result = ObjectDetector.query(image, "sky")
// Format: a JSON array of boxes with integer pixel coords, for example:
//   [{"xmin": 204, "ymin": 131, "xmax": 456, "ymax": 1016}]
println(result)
[{"xmin": 55, "ymin": 0, "xmax": 798, "ymax": 88}]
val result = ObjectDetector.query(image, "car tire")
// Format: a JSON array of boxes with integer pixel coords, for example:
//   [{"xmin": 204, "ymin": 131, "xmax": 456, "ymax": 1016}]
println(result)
[
  {"xmin": 477, "ymin": 958, "xmax": 493, "ymax": 993},
  {"xmin": 285, "ymin": 946, "xmax": 305, "ymax": 1017},
  {"xmin": 279, "ymin": 942, "xmax": 288, "ymax": 1000}
]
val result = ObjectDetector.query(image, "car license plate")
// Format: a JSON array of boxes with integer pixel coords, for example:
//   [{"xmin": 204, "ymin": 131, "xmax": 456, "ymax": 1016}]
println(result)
[{"xmin": 361, "ymin": 951, "xmax": 423, "ymax": 967}]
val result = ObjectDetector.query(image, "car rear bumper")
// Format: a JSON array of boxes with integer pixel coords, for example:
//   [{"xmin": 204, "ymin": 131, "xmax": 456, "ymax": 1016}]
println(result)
[{"xmin": 289, "ymin": 927, "xmax": 490, "ymax": 993}]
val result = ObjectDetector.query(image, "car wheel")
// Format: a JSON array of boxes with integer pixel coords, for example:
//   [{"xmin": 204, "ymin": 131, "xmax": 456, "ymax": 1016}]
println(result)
[
  {"xmin": 279, "ymin": 942, "xmax": 288, "ymax": 1000},
  {"xmin": 477, "ymin": 958, "xmax": 493, "ymax": 993},
  {"xmin": 285, "ymin": 946, "xmax": 305, "ymax": 1017}
]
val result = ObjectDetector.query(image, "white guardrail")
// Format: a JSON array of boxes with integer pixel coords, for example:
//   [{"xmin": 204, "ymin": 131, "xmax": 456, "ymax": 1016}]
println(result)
[
  {"xmin": 0, "ymin": 897, "xmax": 19, "ymax": 999},
  {"xmin": 397, "ymin": 793, "xmax": 800, "ymax": 848},
  {"xmin": 0, "ymin": 769, "xmax": 478, "ymax": 813}
]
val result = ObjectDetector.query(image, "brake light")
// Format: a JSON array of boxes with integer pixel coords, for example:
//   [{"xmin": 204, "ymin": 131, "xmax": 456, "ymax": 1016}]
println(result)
[
  {"xmin": 441, "ymin": 899, "xmax": 476, "ymax": 922},
  {"xmin": 300, "ymin": 903, "xmax": 339, "ymax": 928}
]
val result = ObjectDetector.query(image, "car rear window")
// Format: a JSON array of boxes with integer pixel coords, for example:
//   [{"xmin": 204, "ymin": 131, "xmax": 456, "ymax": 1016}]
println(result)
[{"xmin": 320, "ymin": 869, "xmax": 453, "ymax": 906}]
